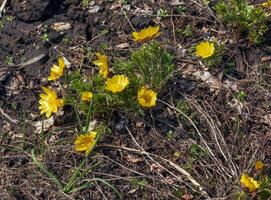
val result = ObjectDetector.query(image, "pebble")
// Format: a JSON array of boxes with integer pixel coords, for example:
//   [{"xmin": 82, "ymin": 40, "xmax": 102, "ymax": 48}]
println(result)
[
  {"xmin": 88, "ymin": 6, "xmax": 101, "ymax": 14},
  {"xmin": 51, "ymin": 22, "xmax": 72, "ymax": 32}
]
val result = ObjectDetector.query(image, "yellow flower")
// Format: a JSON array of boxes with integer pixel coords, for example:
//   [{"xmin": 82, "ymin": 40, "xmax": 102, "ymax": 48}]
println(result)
[
  {"xmin": 48, "ymin": 56, "xmax": 65, "ymax": 81},
  {"xmin": 137, "ymin": 86, "xmax": 157, "ymax": 108},
  {"xmin": 240, "ymin": 173, "xmax": 260, "ymax": 192},
  {"xmin": 93, "ymin": 52, "xmax": 109, "ymax": 78},
  {"xmin": 74, "ymin": 132, "xmax": 97, "ymax": 155},
  {"xmin": 255, "ymin": 161, "xmax": 264, "ymax": 171},
  {"xmin": 105, "ymin": 75, "xmax": 129, "ymax": 93},
  {"xmin": 195, "ymin": 41, "xmax": 215, "ymax": 59},
  {"xmin": 81, "ymin": 91, "xmax": 93, "ymax": 102},
  {"xmin": 262, "ymin": 0, "xmax": 271, "ymax": 8},
  {"xmin": 38, "ymin": 87, "xmax": 64, "ymax": 118},
  {"xmin": 132, "ymin": 26, "xmax": 160, "ymax": 43}
]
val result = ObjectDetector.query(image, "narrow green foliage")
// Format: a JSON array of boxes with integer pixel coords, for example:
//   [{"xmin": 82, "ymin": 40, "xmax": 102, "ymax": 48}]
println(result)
[
  {"xmin": 81, "ymin": 0, "xmax": 90, "ymax": 7},
  {"xmin": 258, "ymin": 175, "xmax": 271, "ymax": 200},
  {"xmin": 131, "ymin": 177, "xmax": 148, "ymax": 189},
  {"xmin": 176, "ymin": 5, "xmax": 187, "ymax": 14},
  {"xmin": 188, "ymin": 143, "xmax": 207, "ymax": 160},
  {"xmin": 177, "ymin": 24, "xmax": 193, "ymax": 37},
  {"xmin": 4, "ymin": 56, "xmax": 14, "ymax": 65},
  {"xmin": 215, "ymin": 0, "xmax": 268, "ymax": 43},
  {"xmin": 31, "ymin": 149, "xmax": 63, "ymax": 190},
  {"xmin": 114, "ymin": 41, "xmax": 174, "ymax": 91},
  {"xmin": 236, "ymin": 91, "xmax": 247, "ymax": 102},
  {"xmin": 62, "ymin": 36, "xmax": 71, "ymax": 45},
  {"xmin": 176, "ymin": 100, "xmax": 196, "ymax": 123},
  {"xmin": 93, "ymin": 178, "xmax": 122, "ymax": 199},
  {"xmin": 0, "ymin": 20, "xmax": 4, "ymax": 29},
  {"xmin": 157, "ymin": 8, "xmax": 169, "ymax": 17}
]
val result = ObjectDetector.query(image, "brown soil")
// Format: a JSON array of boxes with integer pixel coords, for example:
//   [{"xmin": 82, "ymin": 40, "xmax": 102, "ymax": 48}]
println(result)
[{"xmin": 0, "ymin": 0, "xmax": 270, "ymax": 200}]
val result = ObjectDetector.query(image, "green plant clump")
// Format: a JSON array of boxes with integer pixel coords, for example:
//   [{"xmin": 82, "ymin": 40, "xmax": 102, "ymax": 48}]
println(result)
[
  {"xmin": 215, "ymin": 0, "xmax": 268, "ymax": 43},
  {"xmin": 114, "ymin": 41, "xmax": 174, "ymax": 91},
  {"xmin": 64, "ymin": 41, "xmax": 174, "ymax": 118}
]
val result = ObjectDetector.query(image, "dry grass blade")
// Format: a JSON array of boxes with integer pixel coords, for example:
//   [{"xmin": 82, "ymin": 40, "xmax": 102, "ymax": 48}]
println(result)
[
  {"xmin": 159, "ymin": 99, "xmax": 235, "ymax": 181},
  {"xmin": 0, "ymin": 0, "xmax": 7, "ymax": 18},
  {"xmin": 189, "ymin": 99, "xmax": 238, "ymax": 177},
  {"xmin": 125, "ymin": 127, "xmax": 209, "ymax": 198},
  {"xmin": 0, "ymin": 106, "xmax": 18, "ymax": 124}
]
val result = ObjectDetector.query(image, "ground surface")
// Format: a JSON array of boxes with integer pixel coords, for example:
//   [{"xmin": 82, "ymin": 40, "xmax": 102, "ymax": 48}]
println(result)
[{"xmin": 0, "ymin": 0, "xmax": 271, "ymax": 200}]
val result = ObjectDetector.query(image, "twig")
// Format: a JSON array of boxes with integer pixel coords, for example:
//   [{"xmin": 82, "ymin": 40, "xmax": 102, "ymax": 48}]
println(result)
[
  {"xmin": 170, "ymin": 9, "xmax": 176, "ymax": 45},
  {"xmin": 125, "ymin": 127, "xmax": 209, "ymax": 198},
  {"xmin": 159, "ymin": 99, "xmax": 234, "ymax": 179},
  {"xmin": 158, "ymin": 99, "xmax": 216, "ymax": 159},
  {"xmin": 103, "ymin": 142, "xmax": 210, "ymax": 198},
  {"xmin": 121, "ymin": 12, "xmax": 214, "ymax": 23},
  {"xmin": 0, "ymin": 106, "xmax": 18, "ymax": 124},
  {"xmin": 121, "ymin": 9, "xmax": 136, "ymax": 32},
  {"xmin": 0, "ymin": 53, "xmax": 46, "ymax": 71},
  {"xmin": 0, "ymin": 0, "xmax": 7, "ymax": 18},
  {"xmin": 190, "ymin": 101, "xmax": 238, "ymax": 177}
]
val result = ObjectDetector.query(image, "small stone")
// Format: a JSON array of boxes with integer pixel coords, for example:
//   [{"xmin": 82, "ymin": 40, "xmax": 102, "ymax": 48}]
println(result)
[
  {"xmin": 116, "ymin": 43, "xmax": 129, "ymax": 49},
  {"xmin": 51, "ymin": 22, "xmax": 72, "ymax": 32},
  {"xmin": 88, "ymin": 6, "xmax": 100, "ymax": 14}
]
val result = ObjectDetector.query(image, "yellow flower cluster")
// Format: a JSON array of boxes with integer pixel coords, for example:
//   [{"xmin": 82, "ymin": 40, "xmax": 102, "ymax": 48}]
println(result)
[
  {"xmin": 195, "ymin": 41, "xmax": 215, "ymax": 59},
  {"xmin": 137, "ymin": 86, "xmax": 157, "ymax": 108},
  {"xmin": 261, "ymin": 0, "xmax": 271, "ymax": 8},
  {"xmin": 240, "ymin": 173, "xmax": 260, "ymax": 192},
  {"xmin": 81, "ymin": 91, "xmax": 93, "ymax": 102},
  {"xmin": 39, "ymin": 87, "xmax": 64, "ymax": 118},
  {"xmin": 48, "ymin": 57, "xmax": 65, "ymax": 81},
  {"xmin": 132, "ymin": 26, "xmax": 160, "ymax": 43},
  {"xmin": 254, "ymin": 161, "xmax": 264, "ymax": 171},
  {"xmin": 40, "ymin": 25, "xmax": 162, "ymax": 155},
  {"xmin": 239, "ymin": 161, "xmax": 265, "ymax": 193},
  {"xmin": 93, "ymin": 52, "xmax": 109, "ymax": 78},
  {"xmin": 74, "ymin": 131, "xmax": 97, "ymax": 155},
  {"xmin": 103, "ymin": 73, "xmax": 157, "ymax": 107},
  {"xmin": 105, "ymin": 75, "xmax": 129, "ymax": 93}
]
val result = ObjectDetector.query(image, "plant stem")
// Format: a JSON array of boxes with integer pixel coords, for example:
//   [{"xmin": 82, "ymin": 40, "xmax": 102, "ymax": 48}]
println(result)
[
  {"xmin": 63, "ymin": 154, "xmax": 89, "ymax": 193},
  {"xmin": 85, "ymin": 101, "xmax": 93, "ymax": 133}
]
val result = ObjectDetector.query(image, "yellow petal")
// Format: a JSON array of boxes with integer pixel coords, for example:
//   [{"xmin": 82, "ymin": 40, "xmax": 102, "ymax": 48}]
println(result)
[
  {"xmin": 195, "ymin": 41, "xmax": 215, "ymax": 59},
  {"xmin": 137, "ymin": 86, "xmax": 157, "ymax": 108},
  {"xmin": 81, "ymin": 91, "xmax": 93, "ymax": 102},
  {"xmin": 38, "ymin": 87, "xmax": 63, "ymax": 118},
  {"xmin": 105, "ymin": 75, "xmax": 129, "ymax": 93},
  {"xmin": 58, "ymin": 56, "xmax": 65, "ymax": 69},
  {"xmin": 132, "ymin": 26, "xmax": 160, "ymax": 43},
  {"xmin": 255, "ymin": 161, "xmax": 264, "ymax": 171},
  {"xmin": 240, "ymin": 173, "xmax": 260, "ymax": 192}
]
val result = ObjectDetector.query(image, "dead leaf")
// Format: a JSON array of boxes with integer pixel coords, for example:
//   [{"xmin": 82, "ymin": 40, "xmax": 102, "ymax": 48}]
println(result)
[
  {"xmin": 128, "ymin": 188, "xmax": 138, "ymax": 194},
  {"xmin": 110, "ymin": 1, "xmax": 122, "ymax": 10},
  {"xmin": 171, "ymin": 0, "xmax": 182, "ymax": 6},
  {"xmin": 182, "ymin": 193, "xmax": 194, "ymax": 200},
  {"xmin": 87, "ymin": 120, "xmax": 97, "ymax": 132},
  {"xmin": 263, "ymin": 114, "xmax": 271, "ymax": 127},
  {"xmin": 63, "ymin": 56, "xmax": 71, "ymax": 69},
  {"xmin": 261, "ymin": 56, "xmax": 271, "ymax": 62},
  {"xmin": 223, "ymin": 79, "xmax": 239, "ymax": 91},
  {"xmin": 124, "ymin": 154, "xmax": 143, "ymax": 164},
  {"xmin": 88, "ymin": 6, "xmax": 100, "ymax": 14},
  {"xmin": 31, "ymin": 117, "xmax": 54, "ymax": 134},
  {"xmin": 182, "ymin": 65, "xmax": 221, "ymax": 92},
  {"xmin": 150, "ymin": 163, "xmax": 164, "ymax": 173},
  {"xmin": 116, "ymin": 43, "xmax": 129, "ymax": 49},
  {"xmin": 228, "ymin": 98, "xmax": 248, "ymax": 116}
]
